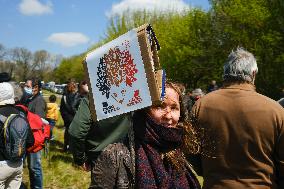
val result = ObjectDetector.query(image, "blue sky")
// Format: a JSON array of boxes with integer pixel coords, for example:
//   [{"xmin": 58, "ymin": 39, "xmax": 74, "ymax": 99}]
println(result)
[{"xmin": 0, "ymin": 0, "xmax": 210, "ymax": 58}]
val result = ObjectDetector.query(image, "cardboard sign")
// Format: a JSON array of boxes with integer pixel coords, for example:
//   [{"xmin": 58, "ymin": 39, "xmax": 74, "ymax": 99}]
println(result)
[{"xmin": 84, "ymin": 24, "xmax": 164, "ymax": 121}]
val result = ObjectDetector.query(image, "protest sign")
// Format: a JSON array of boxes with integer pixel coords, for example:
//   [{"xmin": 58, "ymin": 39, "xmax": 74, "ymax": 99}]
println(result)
[{"xmin": 84, "ymin": 24, "xmax": 164, "ymax": 121}]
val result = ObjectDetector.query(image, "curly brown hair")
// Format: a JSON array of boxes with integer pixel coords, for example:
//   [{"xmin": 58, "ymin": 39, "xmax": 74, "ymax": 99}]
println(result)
[{"xmin": 162, "ymin": 82, "xmax": 201, "ymax": 170}]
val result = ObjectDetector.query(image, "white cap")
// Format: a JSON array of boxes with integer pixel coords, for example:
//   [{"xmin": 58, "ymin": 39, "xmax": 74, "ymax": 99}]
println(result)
[
  {"xmin": 192, "ymin": 88, "xmax": 204, "ymax": 97},
  {"xmin": 0, "ymin": 82, "xmax": 15, "ymax": 105}
]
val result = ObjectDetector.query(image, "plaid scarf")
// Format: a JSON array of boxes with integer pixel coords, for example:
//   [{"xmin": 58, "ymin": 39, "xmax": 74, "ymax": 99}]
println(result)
[{"xmin": 134, "ymin": 114, "xmax": 200, "ymax": 189}]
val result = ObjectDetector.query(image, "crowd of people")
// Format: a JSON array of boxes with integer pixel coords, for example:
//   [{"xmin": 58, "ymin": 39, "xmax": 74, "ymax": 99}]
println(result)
[
  {"xmin": 1, "ymin": 47, "xmax": 284, "ymax": 189},
  {"xmin": 69, "ymin": 47, "xmax": 284, "ymax": 189},
  {"xmin": 0, "ymin": 75, "xmax": 88, "ymax": 189}
]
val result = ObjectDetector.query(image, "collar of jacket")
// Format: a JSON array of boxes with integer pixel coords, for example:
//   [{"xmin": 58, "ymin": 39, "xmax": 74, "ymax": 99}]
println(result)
[{"xmin": 222, "ymin": 82, "xmax": 256, "ymax": 92}]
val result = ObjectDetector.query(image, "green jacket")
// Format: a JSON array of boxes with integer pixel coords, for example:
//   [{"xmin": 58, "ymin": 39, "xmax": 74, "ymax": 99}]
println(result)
[{"xmin": 68, "ymin": 98, "xmax": 131, "ymax": 166}]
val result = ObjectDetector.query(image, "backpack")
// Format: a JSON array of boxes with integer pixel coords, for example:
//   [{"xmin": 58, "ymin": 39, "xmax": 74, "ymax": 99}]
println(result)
[
  {"xmin": 16, "ymin": 104, "xmax": 51, "ymax": 153},
  {"xmin": 0, "ymin": 113, "xmax": 29, "ymax": 161}
]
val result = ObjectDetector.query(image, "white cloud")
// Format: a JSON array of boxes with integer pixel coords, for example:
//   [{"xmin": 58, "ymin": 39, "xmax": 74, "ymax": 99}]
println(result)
[
  {"xmin": 47, "ymin": 32, "xmax": 90, "ymax": 47},
  {"xmin": 19, "ymin": 0, "xmax": 53, "ymax": 16},
  {"xmin": 106, "ymin": 0, "xmax": 189, "ymax": 18}
]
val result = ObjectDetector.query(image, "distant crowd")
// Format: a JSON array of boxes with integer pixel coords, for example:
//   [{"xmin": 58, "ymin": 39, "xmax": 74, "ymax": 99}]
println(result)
[
  {"xmin": 1, "ymin": 47, "xmax": 284, "ymax": 189},
  {"xmin": 0, "ymin": 75, "xmax": 88, "ymax": 189}
]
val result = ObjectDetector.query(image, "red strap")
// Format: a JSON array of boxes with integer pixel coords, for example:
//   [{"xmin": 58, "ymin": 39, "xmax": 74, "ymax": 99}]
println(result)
[{"xmin": 16, "ymin": 104, "xmax": 28, "ymax": 113}]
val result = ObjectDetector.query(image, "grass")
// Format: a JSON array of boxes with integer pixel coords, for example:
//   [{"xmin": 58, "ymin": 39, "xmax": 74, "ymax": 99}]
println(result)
[{"xmin": 22, "ymin": 91, "xmax": 90, "ymax": 189}]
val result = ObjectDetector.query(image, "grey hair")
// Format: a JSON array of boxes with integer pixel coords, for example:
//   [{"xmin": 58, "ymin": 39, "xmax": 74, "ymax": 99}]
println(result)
[{"xmin": 223, "ymin": 48, "xmax": 258, "ymax": 83}]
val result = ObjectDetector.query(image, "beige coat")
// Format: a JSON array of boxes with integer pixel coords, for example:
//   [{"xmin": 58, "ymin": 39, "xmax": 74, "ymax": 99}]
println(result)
[{"xmin": 192, "ymin": 83, "xmax": 284, "ymax": 189}]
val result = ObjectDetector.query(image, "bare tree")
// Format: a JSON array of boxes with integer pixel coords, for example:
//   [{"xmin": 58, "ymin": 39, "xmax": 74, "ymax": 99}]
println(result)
[
  {"xmin": 33, "ymin": 50, "xmax": 50, "ymax": 79},
  {"xmin": 50, "ymin": 54, "xmax": 64, "ymax": 68},
  {"xmin": 0, "ymin": 44, "xmax": 7, "ymax": 61},
  {"xmin": 11, "ymin": 47, "xmax": 32, "ymax": 81},
  {"xmin": 0, "ymin": 61, "xmax": 15, "ymax": 76},
  {"xmin": 0, "ymin": 44, "xmax": 16, "ymax": 77}
]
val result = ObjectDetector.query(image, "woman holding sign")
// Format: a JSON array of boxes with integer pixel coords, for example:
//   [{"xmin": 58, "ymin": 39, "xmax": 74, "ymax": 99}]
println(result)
[{"xmin": 89, "ymin": 82, "xmax": 201, "ymax": 189}]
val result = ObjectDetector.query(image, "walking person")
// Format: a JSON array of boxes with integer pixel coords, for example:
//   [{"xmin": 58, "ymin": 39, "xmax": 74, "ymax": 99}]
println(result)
[
  {"xmin": 191, "ymin": 48, "xmax": 284, "ymax": 189},
  {"xmin": 46, "ymin": 95, "xmax": 58, "ymax": 140},
  {"xmin": 26, "ymin": 79, "xmax": 46, "ymax": 189},
  {"xmin": 60, "ymin": 79, "xmax": 79, "ymax": 152}
]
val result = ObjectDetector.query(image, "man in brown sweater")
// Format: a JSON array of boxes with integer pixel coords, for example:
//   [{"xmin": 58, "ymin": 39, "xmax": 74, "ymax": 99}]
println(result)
[{"xmin": 191, "ymin": 48, "xmax": 284, "ymax": 189}]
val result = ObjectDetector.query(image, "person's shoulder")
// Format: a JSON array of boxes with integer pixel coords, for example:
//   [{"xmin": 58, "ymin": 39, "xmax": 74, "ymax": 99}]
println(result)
[
  {"xmin": 253, "ymin": 93, "xmax": 284, "ymax": 113},
  {"xmin": 0, "ymin": 105, "xmax": 19, "ymax": 116},
  {"xmin": 37, "ymin": 95, "xmax": 46, "ymax": 104},
  {"xmin": 47, "ymin": 102, "xmax": 57, "ymax": 108},
  {"xmin": 256, "ymin": 92, "xmax": 280, "ymax": 104},
  {"xmin": 194, "ymin": 89, "xmax": 219, "ymax": 103},
  {"xmin": 51, "ymin": 102, "xmax": 58, "ymax": 106},
  {"xmin": 32, "ymin": 94, "xmax": 45, "ymax": 102},
  {"xmin": 39, "ymin": 94, "xmax": 45, "ymax": 100},
  {"xmin": 76, "ymin": 97, "xmax": 89, "ymax": 111},
  {"xmin": 80, "ymin": 97, "xmax": 89, "ymax": 104}
]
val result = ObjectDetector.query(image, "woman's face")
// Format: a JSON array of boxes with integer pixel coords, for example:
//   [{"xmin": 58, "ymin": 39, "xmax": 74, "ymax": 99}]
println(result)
[
  {"xmin": 148, "ymin": 87, "xmax": 180, "ymax": 128},
  {"xmin": 68, "ymin": 82, "xmax": 76, "ymax": 93},
  {"xmin": 32, "ymin": 85, "xmax": 39, "ymax": 96},
  {"xmin": 80, "ymin": 84, "xmax": 89, "ymax": 94}
]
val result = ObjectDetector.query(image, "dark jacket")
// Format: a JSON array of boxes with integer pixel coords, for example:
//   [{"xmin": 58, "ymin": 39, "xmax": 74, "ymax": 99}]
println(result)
[
  {"xmin": 191, "ymin": 83, "xmax": 284, "ymax": 189},
  {"xmin": 60, "ymin": 92, "xmax": 79, "ymax": 124},
  {"xmin": 90, "ymin": 142, "xmax": 135, "ymax": 189},
  {"xmin": 28, "ymin": 93, "xmax": 46, "ymax": 118},
  {"xmin": 90, "ymin": 131, "xmax": 199, "ymax": 189},
  {"xmin": 0, "ymin": 105, "xmax": 34, "ymax": 161},
  {"xmin": 68, "ymin": 98, "xmax": 130, "ymax": 165}
]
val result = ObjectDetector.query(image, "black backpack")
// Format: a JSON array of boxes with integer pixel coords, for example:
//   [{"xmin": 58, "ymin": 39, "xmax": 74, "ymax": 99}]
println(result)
[{"xmin": 0, "ymin": 113, "xmax": 29, "ymax": 161}]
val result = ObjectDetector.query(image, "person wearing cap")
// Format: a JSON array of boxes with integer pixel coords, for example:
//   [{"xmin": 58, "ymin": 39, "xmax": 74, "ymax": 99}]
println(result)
[
  {"xmin": 191, "ymin": 48, "xmax": 284, "ymax": 189},
  {"xmin": 0, "ymin": 81, "xmax": 34, "ymax": 189},
  {"xmin": 26, "ymin": 78, "xmax": 46, "ymax": 189},
  {"xmin": 191, "ymin": 88, "xmax": 204, "ymax": 104}
]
